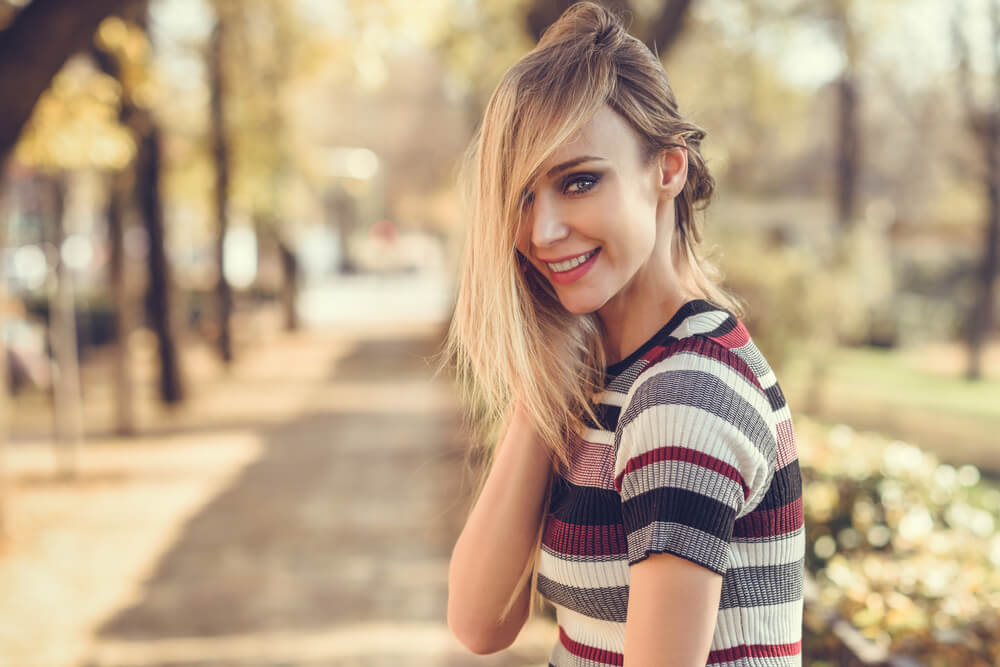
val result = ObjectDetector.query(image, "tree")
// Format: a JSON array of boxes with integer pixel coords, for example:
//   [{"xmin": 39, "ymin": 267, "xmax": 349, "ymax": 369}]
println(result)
[
  {"xmin": 0, "ymin": 0, "xmax": 131, "ymax": 164},
  {"xmin": 92, "ymin": 7, "xmax": 186, "ymax": 403},
  {"xmin": 208, "ymin": 3, "xmax": 234, "ymax": 363},
  {"xmin": 525, "ymin": 0, "xmax": 696, "ymax": 54},
  {"xmin": 952, "ymin": 0, "xmax": 1000, "ymax": 381}
]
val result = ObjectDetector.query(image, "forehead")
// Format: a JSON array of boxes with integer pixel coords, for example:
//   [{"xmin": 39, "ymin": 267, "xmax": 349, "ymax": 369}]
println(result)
[{"xmin": 543, "ymin": 105, "xmax": 642, "ymax": 170}]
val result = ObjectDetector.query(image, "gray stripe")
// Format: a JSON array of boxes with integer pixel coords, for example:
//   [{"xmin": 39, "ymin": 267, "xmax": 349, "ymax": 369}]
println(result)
[
  {"xmin": 627, "ymin": 521, "xmax": 730, "ymax": 574},
  {"xmin": 617, "ymin": 367, "xmax": 777, "ymax": 460},
  {"xmin": 713, "ymin": 651, "xmax": 803, "ymax": 667},
  {"xmin": 720, "ymin": 559, "xmax": 804, "ymax": 609},
  {"xmin": 537, "ymin": 574, "xmax": 628, "ymax": 623},
  {"xmin": 607, "ymin": 359, "xmax": 647, "ymax": 391},
  {"xmin": 728, "ymin": 340, "xmax": 772, "ymax": 382}
]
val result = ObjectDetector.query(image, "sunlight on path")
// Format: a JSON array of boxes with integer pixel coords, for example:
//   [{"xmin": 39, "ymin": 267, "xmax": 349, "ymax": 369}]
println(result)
[
  {"xmin": 88, "ymin": 619, "xmax": 555, "ymax": 666},
  {"xmin": 1, "ymin": 312, "xmax": 557, "ymax": 666},
  {"xmin": 0, "ymin": 434, "xmax": 264, "ymax": 667}
]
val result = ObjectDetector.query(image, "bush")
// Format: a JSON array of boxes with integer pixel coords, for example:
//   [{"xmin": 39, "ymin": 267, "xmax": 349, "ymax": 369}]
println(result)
[{"xmin": 798, "ymin": 415, "xmax": 1000, "ymax": 666}]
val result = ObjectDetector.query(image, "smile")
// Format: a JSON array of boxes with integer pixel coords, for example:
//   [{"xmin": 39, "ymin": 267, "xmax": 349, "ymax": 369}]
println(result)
[
  {"xmin": 546, "ymin": 248, "xmax": 600, "ymax": 272},
  {"xmin": 545, "ymin": 247, "xmax": 600, "ymax": 285}
]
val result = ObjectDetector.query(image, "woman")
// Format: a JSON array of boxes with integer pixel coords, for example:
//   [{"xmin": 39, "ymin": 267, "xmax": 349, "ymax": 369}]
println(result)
[{"xmin": 441, "ymin": 3, "xmax": 804, "ymax": 665}]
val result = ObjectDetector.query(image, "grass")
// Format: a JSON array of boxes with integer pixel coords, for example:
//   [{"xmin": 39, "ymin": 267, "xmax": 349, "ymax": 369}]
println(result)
[
  {"xmin": 825, "ymin": 345, "xmax": 1000, "ymax": 425},
  {"xmin": 780, "ymin": 341, "xmax": 1000, "ymax": 476}
]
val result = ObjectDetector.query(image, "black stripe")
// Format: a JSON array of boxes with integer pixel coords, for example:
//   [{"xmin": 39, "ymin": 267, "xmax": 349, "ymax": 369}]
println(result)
[
  {"xmin": 764, "ymin": 382, "xmax": 788, "ymax": 412},
  {"xmin": 604, "ymin": 299, "xmax": 720, "ymax": 375},
  {"xmin": 582, "ymin": 402, "xmax": 620, "ymax": 431},
  {"xmin": 752, "ymin": 460, "xmax": 802, "ymax": 512},
  {"xmin": 550, "ymin": 477, "xmax": 623, "ymax": 525},
  {"xmin": 621, "ymin": 485, "xmax": 737, "ymax": 542}
]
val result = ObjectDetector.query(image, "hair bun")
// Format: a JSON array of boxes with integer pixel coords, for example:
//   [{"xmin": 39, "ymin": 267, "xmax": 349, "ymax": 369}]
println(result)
[{"xmin": 539, "ymin": 1, "xmax": 627, "ymax": 52}]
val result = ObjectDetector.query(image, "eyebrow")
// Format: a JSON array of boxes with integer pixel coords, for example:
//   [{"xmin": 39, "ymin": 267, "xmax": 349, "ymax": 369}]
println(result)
[{"xmin": 544, "ymin": 155, "xmax": 607, "ymax": 179}]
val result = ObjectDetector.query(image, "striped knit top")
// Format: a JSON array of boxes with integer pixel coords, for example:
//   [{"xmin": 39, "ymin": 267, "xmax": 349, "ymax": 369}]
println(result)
[{"xmin": 536, "ymin": 298, "xmax": 804, "ymax": 666}]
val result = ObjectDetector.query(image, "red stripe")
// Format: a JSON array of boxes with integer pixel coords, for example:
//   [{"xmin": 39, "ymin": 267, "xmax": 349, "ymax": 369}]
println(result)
[
  {"xmin": 542, "ymin": 516, "xmax": 628, "ymax": 557},
  {"xmin": 733, "ymin": 497, "xmax": 804, "ymax": 538},
  {"xmin": 708, "ymin": 640, "xmax": 802, "ymax": 662},
  {"xmin": 707, "ymin": 320, "xmax": 750, "ymax": 350},
  {"xmin": 613, "ymin": 445, "xmax": 749, "ymax": 500},
  {"xmin": 561, "ymin": 629, "xmax": 801, "ymax": 665},
  {"xmin": 559, "ymin": 626, "xmax": 624, "ymax": 666},
  {"xmin": 638, "ymin": 336, "xmax": 763, "ymax": 393}
]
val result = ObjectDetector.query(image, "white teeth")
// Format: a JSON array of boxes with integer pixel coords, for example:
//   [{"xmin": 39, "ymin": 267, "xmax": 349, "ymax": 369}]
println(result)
[{"xmin": 547, "ymin": 249, "xmax": 597, "ymax": 272}]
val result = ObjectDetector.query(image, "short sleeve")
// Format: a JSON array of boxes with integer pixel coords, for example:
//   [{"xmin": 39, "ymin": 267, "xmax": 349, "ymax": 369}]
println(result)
[{"xmin": 612, "ymin": 338, "xmax": 776, "ymax": 575}]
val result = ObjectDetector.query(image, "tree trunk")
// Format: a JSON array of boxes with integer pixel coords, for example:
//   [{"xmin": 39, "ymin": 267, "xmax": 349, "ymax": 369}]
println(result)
[
  {"xmin": 835, "ymin": 74, "xmax": 859, "ymax": 231},
  {"xmin": 966, "ymin": 112, "xmax": 1000, "ymax": 380},
  {"xmin": 278, "ymin": 238, "xmax": 299, "ymax": 332},
  {"xmin": 0, "ymin": 175, "xmax": 10, "ymax": 541},
  {"xmin": 136, "ymin": 124, "xmax": 184, "ymax": 403},
  {"xmin": 953, "ymin": 0, "xmax": 1000, "ymax": 380},
  {"xmin": 209, "ymin": 15, "xmax": 233, "ymax": 364},
  {"xmin": 91, "ymin": 27, "xmax": 142, "ymax": 433},
  {"xmin": 106, "ymin": 169, "xmax": 136, "ymax": 433},
  {"xmin": 45, "ymin": 172, "xmax": 83, "ymax": 479},
  {"xmin": 832, "ymin": 0, "xmax": 860, "ymax": 234},
  {"xmin": 0, "ymin": 0, "xmax": 130, "ymax": 164},
  {"xmin": 525, "ymin": 0, "xmax": 693, "ymax": 55}
]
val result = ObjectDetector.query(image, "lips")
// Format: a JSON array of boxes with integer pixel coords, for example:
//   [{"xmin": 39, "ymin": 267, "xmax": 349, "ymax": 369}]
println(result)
[
  {"xmin": 545, "ymin": 247, "xmax": 601, "ymax": 285},
  {"xmin": 543, "ymin": 248, "xmax": 601, "ymax": 272},
  {"xmin": 540, "ymin": 249, "xmax": 598, "ymax": 263}
]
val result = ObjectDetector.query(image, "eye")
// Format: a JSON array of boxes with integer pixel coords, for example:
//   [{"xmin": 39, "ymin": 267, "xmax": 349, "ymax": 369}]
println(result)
[
  {"xmin": 520, "ymin": 190, "xmax": 535, "ymax": 210},
  {"xmin": 563, "ymin": 173, "xmax": 600, "ymax": 195}
]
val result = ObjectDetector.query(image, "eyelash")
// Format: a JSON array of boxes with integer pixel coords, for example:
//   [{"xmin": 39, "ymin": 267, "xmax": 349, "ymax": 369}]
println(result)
[
  {"xmin": 563, "ymin": 173, "xmax": 600, "ymax": 195},
  {"xmin": 522, "ymin": 173, "xmax": 601, "ymax": 208}
]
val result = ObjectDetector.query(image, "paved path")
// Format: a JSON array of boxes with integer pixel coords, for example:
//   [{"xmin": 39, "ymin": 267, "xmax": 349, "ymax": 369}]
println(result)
[
  {"xmin": 72, "ymin": 322, "xmax": 555, "ymax": 666},
  {"xmin": 2, "ymin": 307, "xmax": 555, "ymax": 666}
]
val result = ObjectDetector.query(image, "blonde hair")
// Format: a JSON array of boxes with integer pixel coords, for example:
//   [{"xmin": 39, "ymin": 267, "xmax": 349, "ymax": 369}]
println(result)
[{"xmin": 435, "ymin": 1, "xmax": 745, "ymax": 624}]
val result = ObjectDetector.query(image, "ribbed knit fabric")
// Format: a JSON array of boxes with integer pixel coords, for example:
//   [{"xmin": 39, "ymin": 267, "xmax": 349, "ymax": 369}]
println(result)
[{"xmin": 537, "ymin": 298, "xmax": 804, "ymax": 666}]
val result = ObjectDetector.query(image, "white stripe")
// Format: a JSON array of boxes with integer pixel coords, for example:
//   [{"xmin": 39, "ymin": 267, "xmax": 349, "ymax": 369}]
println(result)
[
  {"xmin": 669, "ymin": 310, "xmax": 730, "ymax": 339},
  {"xmin": 539, "ymin": 547, "xmax": 630, "ymax": 589},
  {"xmin": 593, "ymin": 389, "xmax": 628, "ymax": 407},
  {"xmin": 580, "ymin": 427, "xmax": 614, "ymax": 446},
  {"xmin": 730, "ymin": 527, "xmax": 806, "ymax": 568},
  {"xmin": 617, "ymin": 403, "xmax": 769, "ymax": 485},
  {"xmin": 554, "ymin": 605, "xmax": 626, "ymax": 651},
  {"xmin": 714, "ymin": 598, "xmax": 804, "ymax": 647}
]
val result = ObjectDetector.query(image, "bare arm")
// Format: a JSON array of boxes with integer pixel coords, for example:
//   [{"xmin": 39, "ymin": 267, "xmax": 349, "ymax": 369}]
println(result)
[
  {"xmin": 624, "ymin": 553, "xmax": 722, "ymax": 666},
  {"xmin": 447, "ymin": 402, "xmax": 553, "ymax": 654}
]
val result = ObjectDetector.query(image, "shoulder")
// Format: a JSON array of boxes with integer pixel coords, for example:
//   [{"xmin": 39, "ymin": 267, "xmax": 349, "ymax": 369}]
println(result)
[
  {"xmin": 620, "ymin": 333, "xmax": 773, "ymax": 434},
  {"xmin": 613, "ymin": 333, "xmax": 778, "ymax": 510}
]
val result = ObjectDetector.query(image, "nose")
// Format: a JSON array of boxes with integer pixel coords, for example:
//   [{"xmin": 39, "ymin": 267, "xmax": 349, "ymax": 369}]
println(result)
[{"xmin": 530, "ymin": 190, "xmax": 569, "ymax": 251}]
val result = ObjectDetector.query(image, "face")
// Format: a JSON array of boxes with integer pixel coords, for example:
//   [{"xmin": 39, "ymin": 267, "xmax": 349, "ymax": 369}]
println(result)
[{"xmin": 514, "ymin": 104, "xmax": 687, "ymax": 316}]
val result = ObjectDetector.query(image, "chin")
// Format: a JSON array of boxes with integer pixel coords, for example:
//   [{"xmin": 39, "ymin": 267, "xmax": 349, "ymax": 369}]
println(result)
[{"xmin": 557, "ymin": 293, "xmax": 608, "ymax": 316}]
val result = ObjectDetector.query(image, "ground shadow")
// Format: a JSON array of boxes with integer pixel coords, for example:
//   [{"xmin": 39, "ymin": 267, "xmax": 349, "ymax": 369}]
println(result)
[{"xmin": 87, "ymin": 332, "xmax": 529, "ymax": 665}]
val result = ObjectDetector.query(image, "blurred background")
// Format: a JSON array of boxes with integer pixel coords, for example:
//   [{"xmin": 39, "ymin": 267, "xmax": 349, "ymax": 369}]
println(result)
[{"xmin": 0, "ymin": 0, "xmax": 997, "ymax": 665}]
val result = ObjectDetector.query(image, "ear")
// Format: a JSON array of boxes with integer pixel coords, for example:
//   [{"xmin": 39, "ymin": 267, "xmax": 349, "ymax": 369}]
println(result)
[{"xmin": 655, "ymin": 138, "xmax": 688, "ymax": 200}]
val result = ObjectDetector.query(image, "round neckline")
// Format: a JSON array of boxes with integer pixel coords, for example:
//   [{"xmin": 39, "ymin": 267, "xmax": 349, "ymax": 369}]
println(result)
[{"xmin": 604, "ymin": 298, "xmax": 718, "ymax": 375}]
